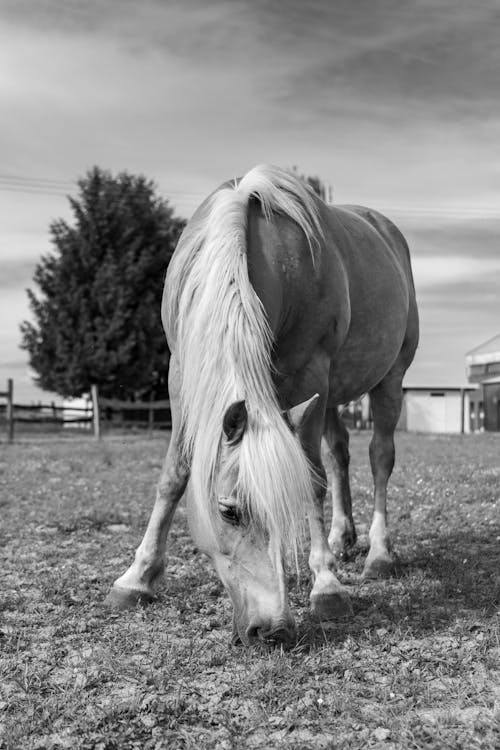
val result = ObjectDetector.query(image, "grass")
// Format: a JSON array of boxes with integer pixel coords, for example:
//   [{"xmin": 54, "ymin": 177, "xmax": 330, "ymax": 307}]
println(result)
[{"xmin": 0, "ymin": 431, "xmax": 499, "ymax": 749}]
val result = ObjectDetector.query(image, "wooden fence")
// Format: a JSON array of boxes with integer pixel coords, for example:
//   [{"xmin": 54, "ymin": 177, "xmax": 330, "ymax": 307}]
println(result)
[
  {"xmin": 0, "ymin": 379, "xmax": 93, "ymax": 442},
  {"xmin": 0, "ymin": 379, "xmax": 14, "ymax": 442},
  {"xmin": 93, "ymin": 387, "xmax": 171, "ymax": 439},
  {"xmin": 0, "ymin": 380, "xmax": 171, "ymax": 442},
  {"xmin": 1, "ymin": 380, "xmax": 367, "ymax": 442}
]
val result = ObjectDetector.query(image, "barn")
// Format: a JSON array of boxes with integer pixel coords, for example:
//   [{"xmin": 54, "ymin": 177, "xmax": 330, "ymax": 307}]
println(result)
[
  {"xmin": 398, "ymin": 386, "xmax": 476, "ymax": 434},
  {"xmin": 466, "ymin": 333, "xmax": 500, "ymax": 432}
]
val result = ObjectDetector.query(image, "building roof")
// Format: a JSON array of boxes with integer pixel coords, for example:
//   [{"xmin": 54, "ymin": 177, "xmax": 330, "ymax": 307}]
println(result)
[
  {"xmin": 403, "ymin": 385, "xmax": 477, "ymax": 392},
  {"xmin": 466, "ymin": 333, "xmax": 500, "ymax": 365}
]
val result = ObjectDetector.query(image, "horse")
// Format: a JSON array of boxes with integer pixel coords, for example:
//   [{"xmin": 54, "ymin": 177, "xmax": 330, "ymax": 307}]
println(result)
[{"xmin": 106, "ymin": 164, "xmax": 419, "ymax": 647}]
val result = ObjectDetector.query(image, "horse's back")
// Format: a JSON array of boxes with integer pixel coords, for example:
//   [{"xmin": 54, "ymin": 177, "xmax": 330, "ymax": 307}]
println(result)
[
  {"xmin": 165, "ymin": 176, "xmax": 419, "ymax": 407},
  {"xmin": 331, "ymin": 204, "xmax": 415, "ymax": 286}
]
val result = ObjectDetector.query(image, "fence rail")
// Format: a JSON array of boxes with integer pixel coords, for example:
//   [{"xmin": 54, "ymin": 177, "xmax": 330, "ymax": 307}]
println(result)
[
  {"xmin": 11, "ymin": 403, "xmax": 90, "ymax": 412},
  {"xmin": 13, "ymin": 415, "xmax": 93, "ymax": 424},
  {"xmin": 98, "ymin": 398, "xmax": 171, "ymax": 410},
  {"xmin": 96, "ymin": 391, "xmax": 172, "ymax": 436}
]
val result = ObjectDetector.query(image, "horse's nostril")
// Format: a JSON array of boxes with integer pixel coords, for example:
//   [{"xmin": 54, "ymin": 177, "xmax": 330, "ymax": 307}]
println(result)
[
  {"xmin": 257, "ymin": 625, "xmax": 296, "ymax": 648},
  {"xmin": 246, "ymin": 625, "xmax": 260, "ymax": 641},
  {"xmin": 246, "ymin": 621, "xmax": 296, "ymax": 648}
]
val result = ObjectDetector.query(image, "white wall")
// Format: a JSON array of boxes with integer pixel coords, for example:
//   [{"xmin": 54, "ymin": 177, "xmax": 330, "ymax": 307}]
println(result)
[{"xmin": 405, "ymin": 390, "xmax": 469, "ymax": 433}]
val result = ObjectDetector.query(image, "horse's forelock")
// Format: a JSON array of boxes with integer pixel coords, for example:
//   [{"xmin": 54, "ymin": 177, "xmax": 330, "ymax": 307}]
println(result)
[{"xmin": 236, "ymin": 415, "xmax": 311, "ymax": 561}]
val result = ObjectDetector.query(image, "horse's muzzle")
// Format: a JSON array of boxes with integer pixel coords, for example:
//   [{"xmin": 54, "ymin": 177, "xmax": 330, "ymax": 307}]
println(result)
[{"xmin": 246, "ymin": 622, "xmax": 296, "ymax": 649}]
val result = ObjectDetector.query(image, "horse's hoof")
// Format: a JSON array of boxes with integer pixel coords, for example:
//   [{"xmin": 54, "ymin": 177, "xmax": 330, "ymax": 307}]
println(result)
[
  {"xmin": 362, "ymin": 557, "xmax": 394, "ymax": 580},
  {"xmin": 105, "ymin": 586, "xmax": 157, "ymax": 610},
  {"xmin": 310, "ymin": 589, "xmax": 353, "ymax": 620}
]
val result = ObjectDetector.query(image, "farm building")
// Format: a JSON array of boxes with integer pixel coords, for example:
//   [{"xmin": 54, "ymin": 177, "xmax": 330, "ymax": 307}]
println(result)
[
  {"xmin": 466, "ymin": 333, "xmax": 500, "ymax": 432},
  {"xmin": 398, "ymin": 386, "xmax": 477, "ymax": 434}
]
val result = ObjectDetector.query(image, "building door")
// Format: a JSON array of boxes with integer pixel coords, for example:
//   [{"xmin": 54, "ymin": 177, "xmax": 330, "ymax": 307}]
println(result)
[
  {"xmin": 484, "ymin": 383, "xmax": 500, "ymax": 431},
  {"xmin": 407, "ymin": 392, "xmax": 446, "ymax": 432}
]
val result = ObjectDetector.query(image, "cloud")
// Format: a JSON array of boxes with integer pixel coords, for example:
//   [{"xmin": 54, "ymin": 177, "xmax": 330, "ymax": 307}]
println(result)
[
  {"xmin": 402, "ymin": 215, "xmax": 500, "ymax": 385},
  {"xmin": 412, "ymin": 256, "xmax": 500, "ymax": 290},
  {"xmin": 1, "ymin": 0, "xmax": 498, "ymax": 214},
  {"xmin": 1, "ymin": 0, "xmax": 498, "ymax": 398},
  {"xmin": 403, "ymin": 218, "xmax": 500, "ymax": 254},
  {"xmin": 249, "ymin": 0, "xmax": 500, "ymax": 112},
  {"xmin": 0, "ymin": 258, "xmax": 39, "ymax": 289}
]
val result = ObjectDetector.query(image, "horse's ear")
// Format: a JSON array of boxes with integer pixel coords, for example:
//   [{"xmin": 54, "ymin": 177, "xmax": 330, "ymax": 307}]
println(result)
[
  {"xmin": 285, "ymin": 393, "xmax": 320, "ymax": 432},
  {"xmin": 223, "ymin": 401, "xmax": 248, "ymax": 444}
]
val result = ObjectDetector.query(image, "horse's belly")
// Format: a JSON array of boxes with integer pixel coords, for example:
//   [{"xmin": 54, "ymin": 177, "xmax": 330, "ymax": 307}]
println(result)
[
  {"xmin": 328, "ymin": 354, "xmax": 396, "ymax": 405},
  {"xmin": 326, "ymin": 242, "xmax": 411, "ymax": 404},
  {"xmin": 327, "ymin": 312, "xmax": 407, "ymax": 405}
]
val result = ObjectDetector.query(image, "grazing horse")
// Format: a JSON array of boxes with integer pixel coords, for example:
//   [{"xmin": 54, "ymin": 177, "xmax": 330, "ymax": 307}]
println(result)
[{"xmin": 107, "ymin": 164, "xmax": 419, "ymax": 647}]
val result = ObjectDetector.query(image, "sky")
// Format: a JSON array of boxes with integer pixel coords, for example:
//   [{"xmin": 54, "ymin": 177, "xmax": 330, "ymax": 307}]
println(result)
[{"xmin": 1, "ymin": 0, "xmax": 499, "ymax": 402}]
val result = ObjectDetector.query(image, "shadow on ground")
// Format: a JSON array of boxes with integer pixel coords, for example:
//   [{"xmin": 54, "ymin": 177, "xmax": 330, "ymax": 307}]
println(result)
[{"xmin": 294, "ymin": 524, "xmax": 500, "ymax": 649}]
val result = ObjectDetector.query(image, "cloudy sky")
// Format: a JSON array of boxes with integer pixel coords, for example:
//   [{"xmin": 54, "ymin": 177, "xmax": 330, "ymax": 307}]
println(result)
[{"xmin": 1, "ymin": 0, "xmax": 499, "ymax": 401}]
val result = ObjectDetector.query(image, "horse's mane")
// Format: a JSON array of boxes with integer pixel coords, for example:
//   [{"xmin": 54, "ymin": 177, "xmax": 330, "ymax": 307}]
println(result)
[{"xmin": 164, "ymin": 164, "xmax": 323, "ymax": 555}]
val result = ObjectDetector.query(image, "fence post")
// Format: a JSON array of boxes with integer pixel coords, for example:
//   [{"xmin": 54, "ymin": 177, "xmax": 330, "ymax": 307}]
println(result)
[
  {"xmin": 6, "ymin": 378, "xmax": 14, "ymax": 443},
  {"xmin": 148, "ymin": 393, "xmax": 154, "ymax": 436},
  {"xmin": 91, "ymin": 384, "xmax": 101, "ymax": 440}
]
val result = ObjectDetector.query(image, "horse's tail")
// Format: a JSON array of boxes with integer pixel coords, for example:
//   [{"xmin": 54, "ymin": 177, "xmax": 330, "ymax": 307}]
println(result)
[{"xmin": 164, "ymin": 165, "xmax": 321, "ymax": 558}]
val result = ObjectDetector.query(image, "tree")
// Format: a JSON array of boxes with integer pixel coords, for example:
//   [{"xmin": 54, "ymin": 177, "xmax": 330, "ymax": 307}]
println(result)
[
  {"xmin": 291, "ymin": 167, "xmax": 332, "ymax": 202},
  {"xmin": 20, "ymin": 167, "xmax": 185, "ymax": 400}
]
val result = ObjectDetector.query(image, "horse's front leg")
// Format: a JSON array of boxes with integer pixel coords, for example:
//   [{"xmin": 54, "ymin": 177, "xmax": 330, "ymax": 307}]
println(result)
[
  {"xmin": 106, "ymin": 428, "xmax": 189, "ymax": 608},
  {"xmin": 107, "ymin": 354, "xmax": 189, "ymax": 608},
  {"xmin": 306, "ymin": 459, "xmax": 353, "ymax": 619},
  {"xmin": 295, "ymin": 401, "xmax": 353, "ymax": 618}
]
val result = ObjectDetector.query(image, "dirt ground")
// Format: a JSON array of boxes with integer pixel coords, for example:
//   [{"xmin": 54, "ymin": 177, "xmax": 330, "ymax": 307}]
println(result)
[{"xmin": 0, "ymin": 431, "xmax": 499, "ymax": 749}]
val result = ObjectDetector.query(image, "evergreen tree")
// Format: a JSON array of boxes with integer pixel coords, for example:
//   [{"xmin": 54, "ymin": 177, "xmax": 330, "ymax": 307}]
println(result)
[
  {"xmin": 304, "ymin": 174, "xmax": 331, "ymax": 202},
  {"xmin": 20, "ymin": 167, "xmax": 185, "ymax": 399},
  {"xmin": 291, "ymin": 167, "xmax": 332, "ymax": 202}
]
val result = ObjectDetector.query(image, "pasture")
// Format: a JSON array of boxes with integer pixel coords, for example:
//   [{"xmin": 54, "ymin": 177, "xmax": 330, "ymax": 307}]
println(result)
[{"xmin": 0, "ymin": 432, "xmax": 498, "ymax": 749}]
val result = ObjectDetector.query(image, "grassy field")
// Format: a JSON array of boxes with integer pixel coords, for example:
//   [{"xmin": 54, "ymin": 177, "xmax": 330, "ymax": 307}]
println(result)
[{"xmin": 0, "ymin": 431, "xmax": 499, "ymax": 749}]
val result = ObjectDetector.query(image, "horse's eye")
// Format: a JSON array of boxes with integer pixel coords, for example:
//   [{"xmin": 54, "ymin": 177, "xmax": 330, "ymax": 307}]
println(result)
[{"xmin": 218, "ymin": 501, "xmax": 240, "ymax": 526}]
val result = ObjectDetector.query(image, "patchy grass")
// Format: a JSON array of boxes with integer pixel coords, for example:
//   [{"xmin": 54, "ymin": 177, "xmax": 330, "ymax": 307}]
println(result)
[{"xmin": 0, "ymin": 432, "xmax": 499, "ymax": 749}]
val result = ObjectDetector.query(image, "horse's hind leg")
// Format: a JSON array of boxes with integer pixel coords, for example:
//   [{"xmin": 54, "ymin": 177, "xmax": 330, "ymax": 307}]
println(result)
[
  {"xmin": 106, "ymin": 360, "xmax": 189, "ymax": 609},
  {"xmin": 323, "ymin": 407, "xmax": 357, "ymax": 560},
  {"xmin": 363, "ymin": 370, "xmax": 404, "ymax": 579}
]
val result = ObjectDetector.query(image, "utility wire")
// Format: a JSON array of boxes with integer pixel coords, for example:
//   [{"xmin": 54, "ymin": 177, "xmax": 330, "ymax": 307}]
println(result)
[
  {"xmin": 0, "ymin": 172, "xmax": 205, "ymax": 203},
  {"xmin": 0, "ymin": 173, "xmax": 75, "ymax": 197},
  {"xmin": 2, "ymin": 172, "xmax": 498, "ymax": 218},
  {"xmin": 0, "ymin": 186, "xmax": 69, "ymax": 197},
  {"xmin": 0, "ymin": 173, "xmax": 75, "ymax": 187}
]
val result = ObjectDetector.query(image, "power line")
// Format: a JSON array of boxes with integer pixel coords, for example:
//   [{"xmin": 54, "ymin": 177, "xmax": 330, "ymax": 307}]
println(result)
[
  {"xmin": 0, "ymin": 173, "xmax": 75, "ymax": 188},
  {"xmin": 0, "ymin": 171, "xmax": 204, "ymax": 196},
  {"xmin": 1, "ymin": 173, "xmax": 498, "ymax": 218},
  {"xmin": 0, "ymin": 185, "xmax": 69, "ymax": 197},
  {"xmin": 0, "ymin": 173, "xmax": 75, "ymax": 197},
  {"xmin": 0, "ymin": 172, "xmax": 205, "ymax": 202}
]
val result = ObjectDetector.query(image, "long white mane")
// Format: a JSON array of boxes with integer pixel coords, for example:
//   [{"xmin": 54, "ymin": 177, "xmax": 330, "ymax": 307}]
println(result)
[{"xmin": 164, "ymin": 164, "xmax": 323, "ymax": 553}]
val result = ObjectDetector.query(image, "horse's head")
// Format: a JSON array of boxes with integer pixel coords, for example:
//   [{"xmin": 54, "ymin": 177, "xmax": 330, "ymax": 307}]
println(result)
[{"xmin": 186, "ymin": 395, "xmax": 319, "ymax": 648}]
